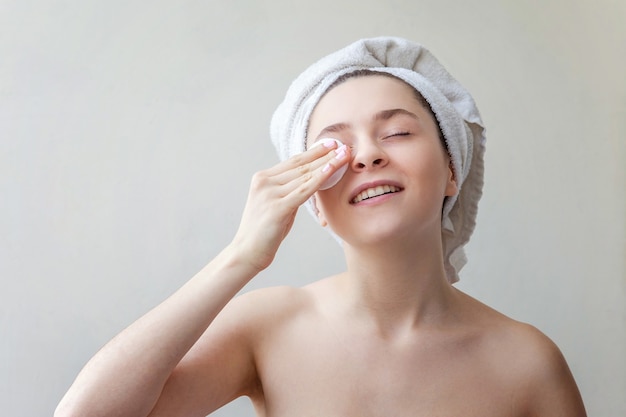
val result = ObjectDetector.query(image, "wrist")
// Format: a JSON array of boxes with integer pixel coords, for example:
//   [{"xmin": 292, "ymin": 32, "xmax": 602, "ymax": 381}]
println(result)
[{"xmin": 220, "ymin": 239, "xmax": 270, "ymax": 277}]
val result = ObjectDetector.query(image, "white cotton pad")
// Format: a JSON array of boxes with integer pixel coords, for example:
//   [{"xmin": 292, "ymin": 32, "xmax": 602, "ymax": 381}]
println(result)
[{"xmin": 311, "ymin": 138, "xmax": 348, "ymax": 190}]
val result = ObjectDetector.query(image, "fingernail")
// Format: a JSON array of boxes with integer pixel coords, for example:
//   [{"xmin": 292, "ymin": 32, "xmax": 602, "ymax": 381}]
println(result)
[
  {"xmin": 322, "ymin": 139, "xmax": 336, "ymax": 148},
  {"xmin": 335, "ymin": 149, "xmax": 347, "ymax": 160},
  {"xmin": 322, "ymin": 163, "xmax": 331, "ymax": 172}
]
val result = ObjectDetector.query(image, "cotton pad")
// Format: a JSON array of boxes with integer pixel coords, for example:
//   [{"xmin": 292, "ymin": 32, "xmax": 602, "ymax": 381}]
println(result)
[{"xmin": 311, "ymin": 138, "xmax": 348, "ymax": 190}]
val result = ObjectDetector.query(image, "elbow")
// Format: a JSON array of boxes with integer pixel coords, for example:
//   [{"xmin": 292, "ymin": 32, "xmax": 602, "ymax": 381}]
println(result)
[
  {"xmin": 54, "ymin": 404, "xmax": 71, "ymax": 417},
  {"xmin": 54, "ymin": 401, "xmax": 75, "ymax": 417},
  {"xmin": 54, "ymin": 397, "xmax": 86, "ymax": 417}
]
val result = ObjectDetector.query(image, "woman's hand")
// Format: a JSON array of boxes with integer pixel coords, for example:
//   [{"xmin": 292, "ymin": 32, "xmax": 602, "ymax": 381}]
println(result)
[{"xmin": 231, "ymin": 141, "xmax": 350, "ymax": 272}]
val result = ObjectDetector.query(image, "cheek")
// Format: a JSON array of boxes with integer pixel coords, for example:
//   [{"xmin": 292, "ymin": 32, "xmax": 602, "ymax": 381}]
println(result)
[
  {"xmin": 313, "ymin": 187, "xmax": 349, "ymax": 227},
  {"xmin": 403, "ymin": 147, "xmax": 451, "ymax": 192},
  {"xmin": 314, "ymin": 189, "xmax": 337, "ymax": 213},
  {"xmin": 402, "ymin": 146, "xmax": 443, "ymax": 175}
]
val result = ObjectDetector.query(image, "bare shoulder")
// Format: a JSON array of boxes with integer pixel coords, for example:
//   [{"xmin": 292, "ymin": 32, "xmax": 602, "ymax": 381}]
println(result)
[
  {"xmin": 504, "ymin": 323, "xmax": 586, "ymax": 416},
  {"xmin": 161, "ymin": 285, "xmax": 315, "ymax": 412},
  {"xmin": 492, "ymin": 319, "xmax": 573, "ymax": 384},
  {"xmin": 233, "ymin": 284, "xmax": 314, "ymax": 317},
  {"xmin": 459, "ymin": 292, "xmax": 587, "ymax": 416},
  {"xmin": 224, "ymin": 284, "xmax": 317, "ymax": 338},
  {"xmin": 231, "ymin": 274, "xmax": 338, "ymax": 321}
]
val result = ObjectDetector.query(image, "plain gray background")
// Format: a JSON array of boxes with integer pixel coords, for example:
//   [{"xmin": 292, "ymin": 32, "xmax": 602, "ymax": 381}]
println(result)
[{"xmin": 1, "ymin": 1, "xmax": 624, "ymax": 416}]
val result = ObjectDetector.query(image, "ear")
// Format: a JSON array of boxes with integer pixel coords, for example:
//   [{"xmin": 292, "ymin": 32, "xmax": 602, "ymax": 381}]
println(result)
[
  {"xmin": 313, "ymin": 196, "xmax": 328, "ymax": 227},
  {"xmin": 445, "ymin": 161, "xmax": 458, "ymax": 197}
]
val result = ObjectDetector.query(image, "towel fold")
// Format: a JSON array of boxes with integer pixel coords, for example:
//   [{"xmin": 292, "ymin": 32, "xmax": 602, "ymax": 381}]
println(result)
[{"xmin": 270, "ymin": 36, "xmax": 486, "ymax": 283}]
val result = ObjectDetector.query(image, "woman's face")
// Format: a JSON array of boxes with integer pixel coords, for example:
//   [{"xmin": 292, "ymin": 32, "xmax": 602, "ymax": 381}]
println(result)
[{"xmin": 307, "ymin": 75, "xmax": 457, "ymax": 245}]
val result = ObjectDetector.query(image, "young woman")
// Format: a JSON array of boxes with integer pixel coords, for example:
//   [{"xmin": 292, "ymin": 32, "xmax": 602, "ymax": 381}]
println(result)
[{"xmin": 56, "ymin": 37, "xmax": 586, "ymax": 417}]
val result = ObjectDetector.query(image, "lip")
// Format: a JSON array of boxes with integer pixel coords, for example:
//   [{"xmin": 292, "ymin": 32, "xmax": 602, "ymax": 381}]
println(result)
[{"xmin": 349, "ymin": 180, "xmax": 404, "ymax": 204}]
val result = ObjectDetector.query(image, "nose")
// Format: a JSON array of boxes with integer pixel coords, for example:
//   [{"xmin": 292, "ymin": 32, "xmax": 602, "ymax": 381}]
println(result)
[{"xmin": 350, "ymin": 138, "xmax": 389, "ymax": 171}]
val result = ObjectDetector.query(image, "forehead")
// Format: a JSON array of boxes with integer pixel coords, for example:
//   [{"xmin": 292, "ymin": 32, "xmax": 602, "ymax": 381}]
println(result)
[
  {"xmin": 323, "ymin": 74, "xmax": 417, "ymax": 107},
  {"xmin": 308, "ymin": 75, "xmax": 429, "ymax": 134}
]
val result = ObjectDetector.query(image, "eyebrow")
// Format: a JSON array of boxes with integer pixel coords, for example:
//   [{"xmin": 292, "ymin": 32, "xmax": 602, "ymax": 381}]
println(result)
[
  {"xmin": 375, "ymin": 108, "xmax": 420, "ymax": 121},
  {"xmin": 314, "ymin": 108, "xmax": 420, "ymax": 140},
  {"xmin": 315, "ymin": 122, "xmax": 351, "ymax": 140}
]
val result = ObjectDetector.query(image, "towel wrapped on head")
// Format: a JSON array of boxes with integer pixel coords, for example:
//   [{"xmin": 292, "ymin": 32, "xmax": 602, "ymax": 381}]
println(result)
[{"xmin": 270, "ymin": 36, "xmax": 486, "ymax": 283}]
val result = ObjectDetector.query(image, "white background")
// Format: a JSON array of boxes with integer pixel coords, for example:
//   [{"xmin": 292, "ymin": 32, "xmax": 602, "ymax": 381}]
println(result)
[{"xmin": 1, "ymin": 1, "xmax": 624, "ymax": 416}]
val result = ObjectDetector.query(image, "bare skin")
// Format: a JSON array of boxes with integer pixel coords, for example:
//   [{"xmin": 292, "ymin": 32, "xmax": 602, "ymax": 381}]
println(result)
[{"xmin": 55, "ymin": 76, "xmax": 586, "ymax": 417}]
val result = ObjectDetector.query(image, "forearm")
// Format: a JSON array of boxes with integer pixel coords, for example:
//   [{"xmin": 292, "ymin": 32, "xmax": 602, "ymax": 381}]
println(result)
[{"xmin": 55, "ymin": 244, "xmax": 260, "ymax": 417}]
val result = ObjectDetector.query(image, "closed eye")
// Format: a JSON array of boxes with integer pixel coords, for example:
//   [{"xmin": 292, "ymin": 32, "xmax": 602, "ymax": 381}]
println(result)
[{"xmin": 384, "ymin": 131, "xmax": 411, "ymax": 139}]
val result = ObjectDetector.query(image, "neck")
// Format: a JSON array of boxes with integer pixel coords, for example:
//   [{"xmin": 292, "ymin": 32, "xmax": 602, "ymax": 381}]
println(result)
[{"xmin": 340, "ymin": 235, "xmax": 456, "ymax": 336}]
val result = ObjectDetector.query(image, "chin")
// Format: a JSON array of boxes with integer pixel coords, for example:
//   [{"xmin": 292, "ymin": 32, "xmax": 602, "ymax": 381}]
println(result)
[
  {"xmin": 330, "ymin": 215, "xmax": 441, "ymax": 248},
  {"xmin": 334, "ymin": 223, "xmax": 412, "ymax": 247}
]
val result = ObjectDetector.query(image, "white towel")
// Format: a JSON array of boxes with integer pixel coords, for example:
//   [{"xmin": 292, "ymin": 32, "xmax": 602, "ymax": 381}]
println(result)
[{"xmin": 270, "ymin": 36, "xmax": 486, "ymax": 283}]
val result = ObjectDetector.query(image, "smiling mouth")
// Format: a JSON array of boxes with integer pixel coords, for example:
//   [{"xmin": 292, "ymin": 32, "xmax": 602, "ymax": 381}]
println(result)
[{"xmin": 351, "ymin": 185, "xmax": 402, "ymax": 204}]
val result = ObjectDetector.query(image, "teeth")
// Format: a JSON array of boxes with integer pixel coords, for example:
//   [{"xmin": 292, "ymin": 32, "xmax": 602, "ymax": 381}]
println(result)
[{"xmin": 352, "ymin": 185, "xmax": 400, "ymax": 203}]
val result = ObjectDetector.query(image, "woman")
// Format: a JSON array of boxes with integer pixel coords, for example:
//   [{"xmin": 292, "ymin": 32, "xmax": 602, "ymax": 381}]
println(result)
[{"xmin": 56, "ymin": 37, "xmax": 586, "ymax": 417}]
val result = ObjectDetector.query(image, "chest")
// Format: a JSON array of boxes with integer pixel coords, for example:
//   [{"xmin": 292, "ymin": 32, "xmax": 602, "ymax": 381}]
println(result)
[{"xmin": 253, "ymin": 322, "xmax": 524, "ymax": 417}]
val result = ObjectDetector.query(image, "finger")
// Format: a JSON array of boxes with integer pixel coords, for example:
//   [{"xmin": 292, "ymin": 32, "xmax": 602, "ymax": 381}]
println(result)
[
  {"xmin": 263, "ymin": 139, "xmax": 338, "ymax": 177},
  {"xmin": 277, "ymin": 145, "xmax": 350, "ymax": 204},
  {"xmin": 272, "ymin": 144, "xmax": 347, "ymax": 189}
]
